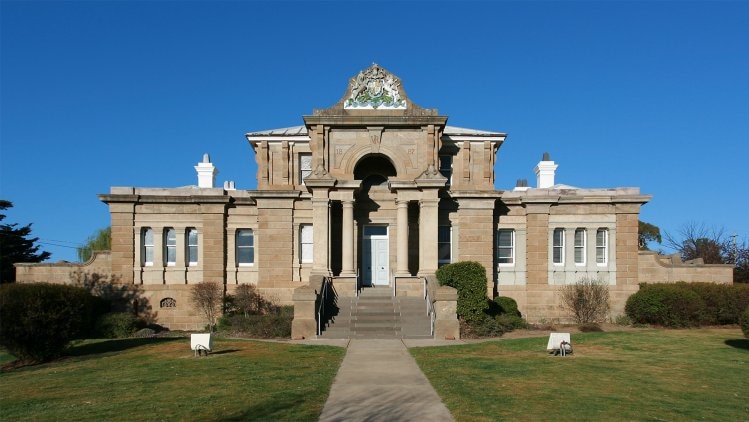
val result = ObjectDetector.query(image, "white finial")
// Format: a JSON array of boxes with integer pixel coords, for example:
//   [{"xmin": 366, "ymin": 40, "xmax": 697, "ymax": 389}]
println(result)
[
  {"xmin": 534, "ymin": 152, "xmax": 557, "ymax": 189},
  {"xmin": 195, "ymin": 153, "xmax": 217, "ymax": 188}
]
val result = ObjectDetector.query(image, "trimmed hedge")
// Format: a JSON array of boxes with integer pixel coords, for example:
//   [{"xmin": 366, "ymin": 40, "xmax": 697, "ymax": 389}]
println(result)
[
  {"xmin": 217, "ymin": 306, "xmax": 293, "ymax": 338},
  {"xmin": 625, "ymin": 282, "xmax": 749, "ymax": 327},
  {"xmin": 740, "ymin": 306, "xmax": 749, "ymax": 339},
  {"xmin": 95, "ymin": 312, "xmax": 140, "ymax": 338},
  {"xmin": 436, "ymin": 261, "xmax": 488, "ymax": 323},
  {"xmin": 0, "ymin": 283, "xmax": 103, "ymax": 362}
]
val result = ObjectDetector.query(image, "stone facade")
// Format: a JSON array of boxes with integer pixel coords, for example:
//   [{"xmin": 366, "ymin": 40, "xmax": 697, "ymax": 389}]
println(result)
[{"xmin": 16, "ymin": 64, "xmax": 734, "ymax": 330}]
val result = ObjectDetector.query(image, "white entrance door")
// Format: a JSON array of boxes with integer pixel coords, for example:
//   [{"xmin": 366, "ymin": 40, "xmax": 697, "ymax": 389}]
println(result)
[{"xmin": 362, "ymin": 225, "xmax": 389, "ymax": 286}]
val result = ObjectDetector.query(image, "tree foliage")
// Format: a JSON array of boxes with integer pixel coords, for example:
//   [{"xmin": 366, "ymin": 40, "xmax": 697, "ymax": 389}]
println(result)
[
  {"xmin": 77, "ymin": 226, "xmax": 111, "ymax": 263},
  {"xmin": 0, "ymin": 200, "xmax": 51, "ymax": 283},
  {"xmin": 638, "ymin": 220, "xmax": 662, "ymax": 250},
  {"xmin": 190, "ymin": 281, "xmax": 223, "ymax": 331}
]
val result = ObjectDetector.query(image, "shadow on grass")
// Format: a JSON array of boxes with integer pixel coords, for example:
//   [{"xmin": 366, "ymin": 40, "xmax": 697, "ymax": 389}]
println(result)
[
  {"xmin": 210, "ymin": 349, "xmax": 240, "ymax": 355},
  {"xmin": 218, "ymin": 394, "xmax": 308, "ymax": 421},
  {"xmin": 68, "ymin": 337, "xmax": 181, "ymax": 357},
  {"xmin": 724, "ymin": 339, "xmax": 749, "ymax": 350}
]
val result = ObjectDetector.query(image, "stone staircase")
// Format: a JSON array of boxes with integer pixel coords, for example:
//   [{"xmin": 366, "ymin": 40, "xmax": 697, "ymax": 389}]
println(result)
[{"xmin": 319, "ymin": 287, "xmax": 433, "ymax": 339}]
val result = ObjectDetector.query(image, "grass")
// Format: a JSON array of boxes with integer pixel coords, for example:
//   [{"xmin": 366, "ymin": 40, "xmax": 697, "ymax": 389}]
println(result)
[
  {"xmin": 0, "ymin": 338, "xmax": 345, "ymax": 421},
  {"xmin": 411, "ymin": 328, "xmax": 749, "ymax": 421}
]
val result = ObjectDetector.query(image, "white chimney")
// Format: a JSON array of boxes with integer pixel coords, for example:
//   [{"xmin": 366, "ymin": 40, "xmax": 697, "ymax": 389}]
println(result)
[
  {"xmin": 533, "ymin": 152, "xmax": 557, "ymax": 189},
  {"xmin": 195, "ymin": 153, "xmax": 218, "ymax": 188}
]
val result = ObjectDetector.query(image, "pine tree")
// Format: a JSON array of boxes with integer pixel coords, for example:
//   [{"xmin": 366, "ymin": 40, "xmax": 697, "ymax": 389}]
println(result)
[{"xmin": 0, "ymin": 200, "xmax": 51, "ymax": 283}]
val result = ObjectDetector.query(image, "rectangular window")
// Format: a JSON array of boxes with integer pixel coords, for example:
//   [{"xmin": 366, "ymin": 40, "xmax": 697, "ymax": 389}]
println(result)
[
  {"xmin": 439, "ymin": 155, "xmax": 453, "ymax": 183},
  {"xmin": 438, "ymin": 226, "xmax": 452, "ymax": 266},
  {"xmin": 574, "ymin": 228, "xmax": 586, "ymax": 265},
  {"xmin": 553, "ymin": 228, "xmax": 565, "ymax": 264},
  {"xmin": 300, "ymin": 224, "xmax": 313, "ymax": 263},
  {"xmin": 142, "ymin": 227, "xmax": 153, "ymax": 266},
  {"xmin": 236, "ymin": 229, "xmax": 254, "ymax": 266},
  {"xmin": 596, "ymin": 228, "xmax": 608, "ymax": 264},
  {"xmin": 187, "ymin": 228, "xmax": 198, "ymax": 265},
  {"xmin": 164, "ymin": 228, "xmax": 176, "ymax": 266},
  {"xmin": 299, "ymin": 153, "xmax": 312, "ymax": 185},
  {"xmin": 497, "ymin": 229, "xmax": 515, "ymax": 264}
]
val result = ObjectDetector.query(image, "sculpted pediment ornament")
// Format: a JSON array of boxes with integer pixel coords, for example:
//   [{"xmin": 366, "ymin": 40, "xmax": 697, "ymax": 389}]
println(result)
[
  {"xmin": 345, "ymin": 64, "xmax": 406, "ymax": 110},
  {"xmin": 311, "ymin": 64, "xmax": 437, "ymax": 116}
]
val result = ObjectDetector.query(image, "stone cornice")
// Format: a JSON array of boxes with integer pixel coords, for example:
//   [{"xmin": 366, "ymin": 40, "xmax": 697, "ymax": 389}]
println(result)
[{"xmin": 303, "ymin": 115, "xmax": 448, "ymax": 127}]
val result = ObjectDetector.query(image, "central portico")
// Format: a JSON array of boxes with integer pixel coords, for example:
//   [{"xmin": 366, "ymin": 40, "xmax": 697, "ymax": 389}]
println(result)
[{"xmin": 246, "ymin": 64, "xmax": 506, "ymax": 295}]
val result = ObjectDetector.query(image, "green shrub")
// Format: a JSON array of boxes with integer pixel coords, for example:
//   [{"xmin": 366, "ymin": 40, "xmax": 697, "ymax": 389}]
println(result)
[
  {"xmin": 681, "ymin": 282, "xmax": 749, "ymax": 325},
  {"xmin": 495, "ymin": 296, "xmax": 521, "ymax": 317},
  {"xmin": 0, "ymin": 283, "xmax": 102, "ymax": 362},
  {"xmin": 740, "ymin": 306, "xmax": 749, "ymax": 339},
  {"xmin": 95, "ymin": 312, "xmax": 140, "ymax": 338},
  {"xmin": 625, "ymin": 284, "xmax": 705, "ymax": 327},
  {"xmin": 218, "ymin": 306, "xmax": 293, "ymax": 338},
  {"xmin": 495, "ymin": 313, "xmax": 528, "ymax": 330},
  {"xmin": 436, "ymin": 261, "xmax": 488, "ymax": 323}
]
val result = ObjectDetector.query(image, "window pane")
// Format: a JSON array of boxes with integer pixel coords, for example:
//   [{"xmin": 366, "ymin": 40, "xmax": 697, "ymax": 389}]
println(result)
[
  {"xmin": 438, "ymin": 243, "xmax": 451, "ymax": 261},
  {"xmin": 237, "ymin": 230, "xmax": 253, "ymax": 247},
  {"xmin": 438, "ymin": 226, "xmax": 451, "ymax": 243},
  {"xmin": 364, "ymin": 226, "xmax": 387, "ymax": 236},
  {"xmin": 188, "ymin": 229, "xmax": 198, "ymax": 245},
  {"xmin": 143, "ymin": 228, "xmax": 153, "ymax": 245},
  {"xmin": 498, "ymin": 230, "xmax": 513, "ymax": 247},
  {"xmin": 237, "ymin": 229, "xmax": 254, "ymax": 264},
  {"xmin": 497, "ymin": 229, "xmax": 514, "ymax": 264},
  {"xmin": 301, "ymin": 225, "xmax": 313, "ymax": 243},
  {"xmin": 188, "ymin": 246, "xmax": 198, "ymax": 263},
  {"xmin": 238, "ymin": 247, "xmax": 253, "ymax": 264},
  {"xmin": 144, "ymin": 246, "xmax": 154, "ymax": 264}
]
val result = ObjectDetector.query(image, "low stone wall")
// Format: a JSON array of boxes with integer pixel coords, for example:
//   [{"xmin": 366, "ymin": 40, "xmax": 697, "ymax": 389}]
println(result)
[
  {"xmin": 15, "ymin": 251, "xmax": 112, "ymax": 284},
  {"xmin": 638, "ymin": 251, "xmax": 733, "ymax": 284}
]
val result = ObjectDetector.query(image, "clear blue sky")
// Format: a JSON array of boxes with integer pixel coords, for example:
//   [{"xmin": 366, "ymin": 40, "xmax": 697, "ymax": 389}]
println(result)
[{"xmin": 1, "ymin": 1, "xmax": 747, "ymax": 262}]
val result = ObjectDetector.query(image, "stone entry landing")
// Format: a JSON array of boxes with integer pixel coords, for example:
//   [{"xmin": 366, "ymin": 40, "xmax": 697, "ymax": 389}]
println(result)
[{"xmin": 320, "ymin": 287, "xmax": 432, "ymax": 339}]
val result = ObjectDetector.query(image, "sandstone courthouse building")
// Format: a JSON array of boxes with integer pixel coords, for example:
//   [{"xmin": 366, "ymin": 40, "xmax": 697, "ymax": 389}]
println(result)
[{"xmin": 16, "ymin": 65, "xmax": 732, "ymax": 334}]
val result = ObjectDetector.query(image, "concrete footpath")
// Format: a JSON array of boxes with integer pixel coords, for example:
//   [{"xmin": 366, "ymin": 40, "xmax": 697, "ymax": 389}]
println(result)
[{"xmin": 318, "ymin": 339, "xmax": 456, "ymax": 422}]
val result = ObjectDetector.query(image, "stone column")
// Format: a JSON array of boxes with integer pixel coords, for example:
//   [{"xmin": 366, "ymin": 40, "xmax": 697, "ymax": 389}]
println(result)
[
  {"xmin": 341, "ymin": 199, "xmax": 355, "ymax": 275},
  {"xmin": 396, "ymin": 199, "xmax": 410, "ymax": 275},
  {"xmin": 311, "ymin": 192, "xmax": 331, "ymax": 276},
  {"xmin": 418, "ymin": 192, "xmax": 440, "ymax": 276}
]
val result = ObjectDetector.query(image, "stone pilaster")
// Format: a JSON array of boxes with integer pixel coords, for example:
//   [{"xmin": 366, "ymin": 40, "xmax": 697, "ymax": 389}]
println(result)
[
  {"xmin": 256, "ymin": 197, "xmax": 295, "ymax": 288},
  {"xmin": 109, "ymin": 202, "xmax": 135, "ymax": 284},
  {"xmin": 455, "ymin": 198, "xmax": 496, "ymax": 294},
  {"xmin": 341, "ymin": 198, "xmax": 355, "ymax": 275},
  {"xmin": 200, "ymin": 204, "xmax": 227, "ymax": 282},
  {"xmin": 418, "ymin": 192, "xmax": 440, "ymax": 276},
  {"xmin": 615, "ymin": 203, "xmax": 641, "ymax": 286},
  {"xmin": 525, "ymin": 204, "xmax": 550, "ymax": 285},
  {"xmin": 396, "ymin": 198, "xmax": 410, "ymax": 275},
  {"xmin": 311, "ymin": 193, "xmax": 331, "ymax": 276}
]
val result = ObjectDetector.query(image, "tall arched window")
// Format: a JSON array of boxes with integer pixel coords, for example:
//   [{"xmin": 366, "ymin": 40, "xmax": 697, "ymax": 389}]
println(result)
[
  {"xmin": 142, "ymin": 227, "xmax": 154, "ymax": 266},
  {"xmin": 164, "ymin": 228, "xmax": 176, "ymax": 266},
  {"xmin": 186, "ymin": 228, "xmax": 198, "ymax": 265}
]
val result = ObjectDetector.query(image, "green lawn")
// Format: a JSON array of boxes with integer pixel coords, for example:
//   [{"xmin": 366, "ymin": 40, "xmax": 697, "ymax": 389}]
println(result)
[
  {"xmin": 411, "ymin": 328, "xmax": 749, "ymax": 421},
  {"xmin": 0, "ymin": 338, "xmax": 345, "ymax": 421}
]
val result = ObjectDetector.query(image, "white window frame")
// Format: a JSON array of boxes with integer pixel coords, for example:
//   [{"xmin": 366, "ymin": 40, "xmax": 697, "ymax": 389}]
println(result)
[
  {"xmin": 438, "ymin": 225, "xmax": 452, "ymax": 267},
  {"xmin": 236, "ymin": 229, "xmax": 254, "ymax": 266},
  {"xmin": 574, "ymin": 228, "xmax": 586, "ymax": 265},
  {"xmin": 164, "ymin": 227, "xmax": 176, "ymax": 266},
  {"xmin": 596, "ymin": 228, "xmax": 609, "ymax": 265},
  {"xmin": 186, "ymin": 228, "xmax": 198, "ymax": 266},
  {"xmin": 552, "ymin": 228, "xmax": 565, "ymax": 265},
  {"xmin": 299, "ymin": 153, "xmax": 312, "ymax": 185},
  {"xmin": 142, "ymin": 227, "xmax": 154, "ymax": 267},
  {"xmin": 300, "ymin": 224, "xmax": 313, "ymax": 263},
  {"xmin": 497, "ymin": 229, "xmax": 515, "ymax": 265}
]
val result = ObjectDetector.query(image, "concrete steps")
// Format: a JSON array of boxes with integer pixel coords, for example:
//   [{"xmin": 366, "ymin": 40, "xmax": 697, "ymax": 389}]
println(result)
[{"xmin": 319, "ymin": 287, "xmax": 432, "ymax": 339}]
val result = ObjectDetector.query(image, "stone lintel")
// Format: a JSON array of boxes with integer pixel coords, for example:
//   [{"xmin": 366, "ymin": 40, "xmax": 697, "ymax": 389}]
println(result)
[
  {"xmin": 303, "ymin": 115, "xmax": 447, "ymax": 127},
  {"xmin": 250, "ymin": 190, "xmax": 302, "ymax": 200}
]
